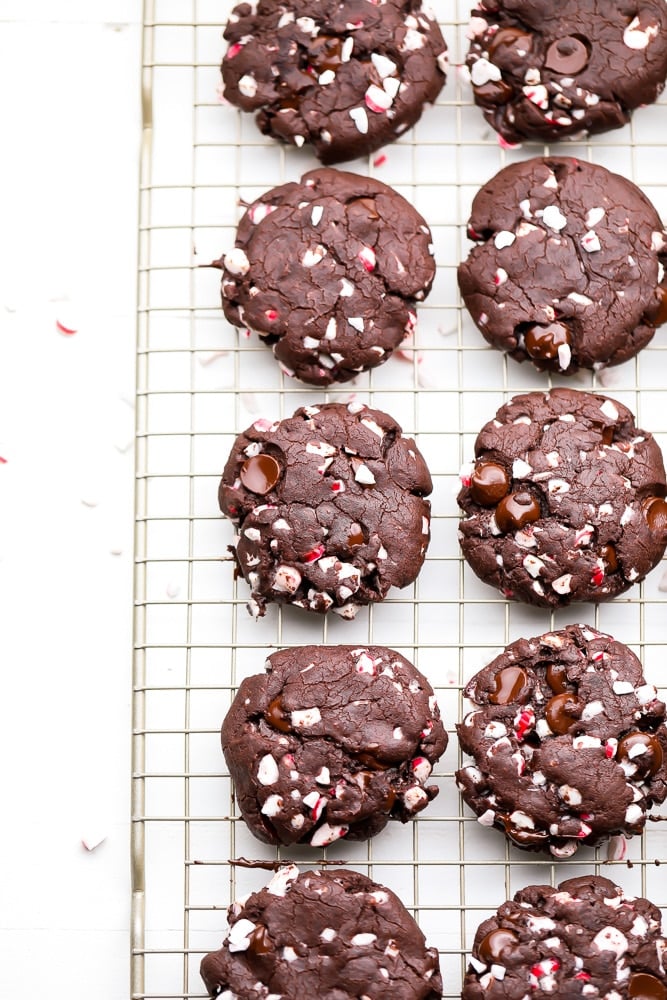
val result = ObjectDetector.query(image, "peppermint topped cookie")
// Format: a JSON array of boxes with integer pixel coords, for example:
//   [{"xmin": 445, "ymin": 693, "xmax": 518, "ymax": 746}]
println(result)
[
  {"xmin": 220, "ymin": 401, "xmax": 432, "ymax": 618},
  {"xmin": 456, "ymin": 624, "xmax": 667, "ymax": 857},
  {"xmin": 458, "ymin": 388, "xmax": 667, "ymax": 607},
  {"xmin": 466, "ymin": 0, "xmax": 667, "ymax": 144},
  {"xmin": 463, "ymin": 876, "xmax": 667, "ymax": 999},
  {"xmin": 458, "ymin": 157, "xmax": 667, "ymax": 374},
  {"xmin": 221, "ymin": 0, "xmax": 447, "ymax": 163}
]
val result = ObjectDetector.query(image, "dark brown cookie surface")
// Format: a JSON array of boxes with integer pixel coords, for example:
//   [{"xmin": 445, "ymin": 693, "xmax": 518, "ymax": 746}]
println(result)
[
  {"xmin": 458, "ymin": 157, "xmax": 667, "ymax": 373},
  {"xmin": 456, "ymin": 625, "xmax": 667, "ymax": 857},
  {"xmin": 223, "ymin": 645, "xmax": 447, "ymax": 847},
  {"xmin": 466, "ymin": 0, "xmax": 667, "ymax": 144},
  {"xmin": 458, "ymin": 388, "xmax": 667, "ymax": 607},
  {"xmin": 201, "ymin": 866, "xmax": 442, "ymax": 1000},
  {"xmin": 463, "ymin": 875, "xmax": 667, "ymax": 998},
  {"xmin": 220, "ymin": 402, "xmax": 432, "ymax": 618},
  {"xmin": 221, "ymin": 1, "xmax": 447, "ymax": 164},
  {"xmin": 219, "ymin": 168, "xmax": 436, "ymax": 386}
]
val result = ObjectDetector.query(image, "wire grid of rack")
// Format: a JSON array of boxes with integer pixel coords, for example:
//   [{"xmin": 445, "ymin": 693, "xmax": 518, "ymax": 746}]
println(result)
[{"xmin": 132, "ymin": 2, "xmax": 667, "ymax": 997}]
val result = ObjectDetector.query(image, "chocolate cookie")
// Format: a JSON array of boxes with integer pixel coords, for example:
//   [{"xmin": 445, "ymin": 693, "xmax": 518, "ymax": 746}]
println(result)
[
  {"xmin": 218, "ymin": 168, "xmax": 436, "ymax": 386},
  {"xmin": 201, "ymin": 866, "xmax": 442, "ymax": 1000},
  {"xmin": 219, "ymin": 401, "xmax": 432, "ymax": 618},
  {"xmin": 458, "ymin": 388, "xmax": 667, "ymax": 607},
  {"xmin": 456, "ymin": 624, "xmax": 667, "ymax": 857},
  {"xmin": 463, "ymin": 875, "xmax": 667, "ymax": 999},
  {"xmin": 223, "ymin": 645, "xmax": 447, "ymax": 847},
  {"xmin": 220, "ymin": 1, "xmax": 447, "ymax": 164},
  {"xmin": 458, "ymin": 157, "xmax": 667, "ymax": 373},
  {"xmin": 466, "ymin": 0, "xmax": 667, "ymax": 144}
]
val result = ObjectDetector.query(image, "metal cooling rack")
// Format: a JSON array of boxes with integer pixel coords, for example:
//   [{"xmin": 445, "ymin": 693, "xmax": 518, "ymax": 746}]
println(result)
[{"xmin": 132, "ymin": 2, "xmax": 667, "ymax": 997}]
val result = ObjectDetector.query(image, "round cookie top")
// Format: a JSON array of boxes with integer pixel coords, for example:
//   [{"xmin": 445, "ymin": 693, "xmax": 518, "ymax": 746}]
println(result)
[
  {"xmin": 457, "ymin": 388, "xmax": 667, "ymax": 607},
  {"xmin": 463, "ymin": 875, "xmax": 667, "ymax": 998},
  {"xmin": 201, "ymin": 866, "xmax": 442, "ymax": 1000},
  {"xmin": 220, "ymin": 1, "xmax": 447, "ymax": 164},
  {"xmin": 458, "ymin": 157, "xmax": 667, "ymax": 374},
  {"xmin": 465, "ymin": 0, "xmax": 667, "ymax": 144},
  {"xmin": 223, "ymin": 645, "xmax": 447, "ymax": 847},
  {"xmin": 219, "ymin": 401, "xmax": 432, "ymax": 618},
  {"xmin": 219, "ymin": 168, "xmax": 436, "ymax": 386},
  {"xmin": 456, "ymin": 624, "xmax": 667, "ymax": 857}
]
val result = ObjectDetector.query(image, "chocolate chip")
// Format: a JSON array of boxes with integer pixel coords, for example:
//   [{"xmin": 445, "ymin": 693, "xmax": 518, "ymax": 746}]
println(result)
[
  {"xmin": 347, "ymin": 524, "xmax": 365, "ymax": 547},
  {"xmin": 495, "ymin": 491, "xmax": 540, "ymax": 533},
  {"xmin": 545, "ymin": 663, "xmax": 569, "ymax": 694},
  {"xmin": 601, "ymin": 543, "xmax": 618, "ymax": 572},
  {"xmin": 266, "ymin": 696, "xmax": 291, "ymax": 733},
  {"xmin": 473, "ymin": 78, "xmax": 514, "ymax": 106},
  {"xmin": 248, "ymin": 924, "xmax": 273, "ymax": 955},
  {"xmin": 628, "ymin": 973, "xmax": 667, "ymax": 1000},
  {"xmin": 617, "ymin": 732, "xmax": 664, "ymax": 778},
  {"xmin": 642, "ymin": 496, "xmax": 667, "ymax": 536},
  {"xmin": 486, "ymin": 27, "xmax": 532, "ymax": 59},
  {"xmin": 470, "ymin": 462, "xmax": 510, "ymax": 506},
  {"xmin": 544, "ymin": 35, "xmax": 589, "ymax": 75},
  {"xmin": 524, "ymin": 322, "xmax": 571, "ymax": 362},
  {"xmin": 478, "ymin": 927, "xmax": 520, "ymax": 963},
  {"xmin": 490, "ymin": 666, "xmax": 530, "ymax": 705},
  {"xmin": 545, "ymin": 692, "xmax": 583, "ymax": 734},
  {"xmin": 308, "ymin": 35, "xmax": 344, "ymax": 72},
  {"xmin": 654, "ymin": 286, "xmax": 667, "ymax": 327},
  {"xmin": 240, "ymin": 454, "xmax": 282, "ymax": 494}
]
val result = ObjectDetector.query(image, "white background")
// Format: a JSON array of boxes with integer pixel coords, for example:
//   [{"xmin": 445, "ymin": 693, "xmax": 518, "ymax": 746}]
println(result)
[{"xmin": 0, "ymin": 3, "xmax": 142, "ymax": 997}]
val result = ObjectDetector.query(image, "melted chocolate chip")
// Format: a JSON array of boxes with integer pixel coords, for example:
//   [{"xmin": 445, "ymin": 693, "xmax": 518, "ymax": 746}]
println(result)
[
  {"xmin": 546, "ymin": 663, "xmax": 569, "ymax": 694},
  {"xmin": 470, "ymin": 462, "xmax": 510, "ymax": 506},
  {"xmin": 654, "ymin": 285, "xmax": 667, "ymax": 327},
  {"xmin": 240, "ymin": 454, "xmax": 282, "ymax": 495},
  {"xmin": 545, "ymin": 35, "xmax": 590, "ymax": 75},
  {"xmin": 308, "ymin": 35, "xmax": 344, "ymax": 73},
  {"xmin": 601, "ymin": 543, "xmax": 618, "ymax": 572},
  {"xmin": 473, "ymin": 78, "xmax": 513, "ymax": 106},
  {"xmin": 545, "ymin": 692, "xmax": 583, "ymax": 734},
  {"xmin": 490, "ymin": 666, "xmax": 530, "ymax": 705},
  {"xmin": 478, "ymin": 927, "xmax": 520, "ymax": 964},
  {"xmin": 248, "ymin": 924, "xmax": 273, "ymax": 955},
  {"xmin": 617, "ymin": 731, "xmax": 664, "ymax": 778},
  {"xmin": 353, "ymin": 196, "xmax": 380, "ymax": 221},
  {"xmin": 265, "ymin": 696, "xmax": 291, "ymax": 733},
  {"xmin": 347, "ymin": 524, "xmax": 365, "ymax": 547},
  {"xmin": 487, "ymin": 27, "xmax": 533, "ymax": 59},
  {"xmin": 495, "ymin": 491, "xmax": 541, "ymax": 533},
  {"xmin": 356, "ymin": 750, "xmax": 390, "ymax": 771},
  {"xmin": 643, "ymin": 496, "xmax": 667, "ymax": 536},
  {"xmin": 524, "ymin": 322, "xmax": 571, "ymax": 361},
  {"xmin": 628, "ymin": 973, "xmax": 667, "ymax": 1000}
]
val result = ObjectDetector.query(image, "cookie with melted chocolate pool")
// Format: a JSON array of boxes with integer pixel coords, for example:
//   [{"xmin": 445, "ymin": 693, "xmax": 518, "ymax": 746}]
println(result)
[
  {"xmin": 458, "ymin": 157, "xmax": 667, "ymax": 374},
  {"xmin": 458, "ymin": 388, "xmax": 667, "ymax": 607},
  {"xmin": 463, "ymin": 875, "xmax": 667, "ymax": 999},
  {"xmin": 222, "ymin": 645, "xmax": 447, "ymax": 847},
  {"xmin": 456, "ymin": 625, "xmax": 667, "ymax": 857},
  {"xmin": 220, "ymin": 0, "xmax": 447, "ymax": 164},
  {"xmin": 465, "ymin": 0, "xmax": 667, "ymax": 144}
]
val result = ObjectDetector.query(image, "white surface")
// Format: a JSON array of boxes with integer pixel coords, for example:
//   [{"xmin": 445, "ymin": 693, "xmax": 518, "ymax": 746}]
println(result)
[{"xmin": 0, "ymin": 6, "xmax": 142, "ymax": 1000}]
